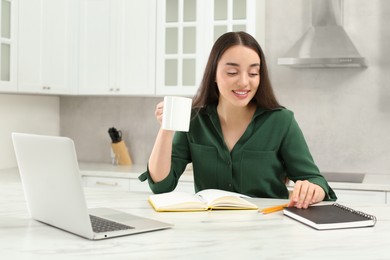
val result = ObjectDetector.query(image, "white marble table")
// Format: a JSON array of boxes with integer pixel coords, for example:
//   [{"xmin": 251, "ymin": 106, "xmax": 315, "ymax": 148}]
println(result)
[{"xmin": 1, "ymin": 168, "xmax": 390, "ymax": 260}]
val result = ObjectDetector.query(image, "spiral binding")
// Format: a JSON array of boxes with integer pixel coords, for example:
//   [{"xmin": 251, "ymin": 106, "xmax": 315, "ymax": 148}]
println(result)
[{"xmin": 333, "ymin": 203, "xmax": 377, "ymax": 223}]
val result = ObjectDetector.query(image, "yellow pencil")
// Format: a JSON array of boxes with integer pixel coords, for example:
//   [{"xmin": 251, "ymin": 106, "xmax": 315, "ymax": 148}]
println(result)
[{"xmin": 260, "ymin": 203, "xmax": 289, "ymax": 214}]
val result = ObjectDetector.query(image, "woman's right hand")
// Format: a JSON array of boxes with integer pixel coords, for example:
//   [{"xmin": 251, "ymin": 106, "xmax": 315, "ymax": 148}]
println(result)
[{"xmin": 155, "ymin": 101, "xmax": 164, "ymax": 125}]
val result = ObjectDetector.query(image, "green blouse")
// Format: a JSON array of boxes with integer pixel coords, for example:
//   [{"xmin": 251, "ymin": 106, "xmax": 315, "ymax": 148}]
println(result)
[{"xmin": 139, "ymin": 105, "xmax": 337, "ymax": 200}]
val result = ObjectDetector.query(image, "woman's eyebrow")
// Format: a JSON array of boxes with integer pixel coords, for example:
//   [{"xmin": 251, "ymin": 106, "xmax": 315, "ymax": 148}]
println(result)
[
  {"xmin": 225, "ymin": 62, "xmax": 260, "ymax": 67},
  {"xmin": 225, "ymin": 62, "xmax": 239, "ymax": 67}
]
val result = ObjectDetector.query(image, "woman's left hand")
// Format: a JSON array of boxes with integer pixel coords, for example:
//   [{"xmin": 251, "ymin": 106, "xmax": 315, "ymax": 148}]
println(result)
[{"xmin": 288, "ymin": 180, "xmax": 325, "ymax": 209}]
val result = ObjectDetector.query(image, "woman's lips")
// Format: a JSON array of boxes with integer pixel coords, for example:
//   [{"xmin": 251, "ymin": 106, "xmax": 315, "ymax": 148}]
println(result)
[{"xmin": 232, "ymin": 90, "xmax": 250, "ymax": 98}]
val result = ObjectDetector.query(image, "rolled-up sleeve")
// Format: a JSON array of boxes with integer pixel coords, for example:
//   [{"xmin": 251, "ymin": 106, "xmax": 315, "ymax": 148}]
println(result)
[
  {"xmin": 280, "ymin": 113, "xmax": 337, "ymax": 201},
  {"xmin": 138, "ymin": 131, "xmax": 191, "ymax": 194}
]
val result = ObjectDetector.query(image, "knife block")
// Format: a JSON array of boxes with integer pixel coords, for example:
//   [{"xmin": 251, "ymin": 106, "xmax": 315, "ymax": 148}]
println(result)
[{"xmin": 111, "ymin": 140, "xmax": 132, "ymax": 165}]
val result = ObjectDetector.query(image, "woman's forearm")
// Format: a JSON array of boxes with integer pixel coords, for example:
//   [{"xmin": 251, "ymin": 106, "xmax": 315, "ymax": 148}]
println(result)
[{"xmin": 148, "ymin": 128, "xmax": 174, "ymax": 182}]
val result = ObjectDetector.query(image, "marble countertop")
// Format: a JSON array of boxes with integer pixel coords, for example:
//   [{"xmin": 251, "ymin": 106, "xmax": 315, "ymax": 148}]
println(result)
[
  {"xmin": 1, "ymin": 167, "xmax": 390, "ymax": 259},
  {"xmin": 79, "ymin": 162, "xmax": 390, "ymax": 192}
]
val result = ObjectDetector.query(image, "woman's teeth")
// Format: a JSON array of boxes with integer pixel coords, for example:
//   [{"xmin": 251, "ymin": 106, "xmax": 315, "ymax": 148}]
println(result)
[{"xmin": 233, "ymin": 90, "xmax": 248, "ymax": 95}]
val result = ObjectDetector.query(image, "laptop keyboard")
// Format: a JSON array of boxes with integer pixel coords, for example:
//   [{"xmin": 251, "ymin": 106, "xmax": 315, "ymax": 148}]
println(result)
[{"xmin": 90, "ymin": 215, "xmax": 134, "ymax": 233}]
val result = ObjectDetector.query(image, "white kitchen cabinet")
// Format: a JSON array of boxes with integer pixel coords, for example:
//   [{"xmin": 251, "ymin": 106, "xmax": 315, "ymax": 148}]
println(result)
[
  {"xmin": 333, "ymin": 189, "xmax": 386, "ymax": 204},
  {"xmin": 287, "ymin": 181, "xmax": 388, "ymax": 205},
  {"xmin": 78, "ymin": 0, "xmax": 156, "ymax": 96},
  {"xmin": 129, "ymin": 178, "xmax": 194, "ymax": 193},
  {"xmin": 0, "ymin": 0, "xmax": 17, "ymax": 92},
  {"xmin": 155, "ymin": 0, "xmax": 257, "ymax": 96},
  {"xmin": 82, "ymin": 175, "xmax": 194, "ymax": 193},
  {"xmin": 83, "ymin": 176, "xmax": 132, "ymax": 190},
  {"xmin": 172, "ymin": 181, "xmax": 195, "ymax": 193},
  {"xmin": 17, "ymin": 0, "xmax": 77, "ymax": 94},
  {"xmin": 82, "ymin": 175, "xmax": 155, "ymax": 191}
]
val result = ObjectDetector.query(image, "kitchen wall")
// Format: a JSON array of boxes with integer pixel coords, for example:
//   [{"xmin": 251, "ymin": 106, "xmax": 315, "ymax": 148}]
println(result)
[
  {"xmin": 60, "ymin": 96, "xmax": 161, "ymax": 165},
  {"xmin": 0, "ymin": 94, "xmax": 60, "ymax": 170},
  {"xmin": 267, "ymin": 0, "xmax": 390, "ymax": 174},
  {"xmin": 60, "ymin": 0, "xmax": 389, "ymax": 174}
]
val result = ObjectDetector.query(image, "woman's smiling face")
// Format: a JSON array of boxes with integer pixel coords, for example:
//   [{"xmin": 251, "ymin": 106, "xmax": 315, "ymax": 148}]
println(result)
[{"xmin": 215, "ymin": 45, "xmax": 260, "ymax": 108}]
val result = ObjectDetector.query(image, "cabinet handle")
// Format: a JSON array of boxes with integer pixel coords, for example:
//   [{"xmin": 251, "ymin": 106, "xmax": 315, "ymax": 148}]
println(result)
[
  {"xmin": 42, "ymin": 86, "xmax": 51, "ymax": 90},
  {"xmin": 95, "ymin": 181, "xmax": 118, "ymax": 186}
]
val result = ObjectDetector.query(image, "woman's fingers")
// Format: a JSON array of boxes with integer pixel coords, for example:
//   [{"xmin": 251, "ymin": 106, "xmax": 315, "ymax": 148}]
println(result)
[
  {"xmin": 289, "ymin": 180, "xmax": 325, "ymax": 209},
  {"xmin": 155, "ymin": 101, "xmax": 164, "ymax": 124}
]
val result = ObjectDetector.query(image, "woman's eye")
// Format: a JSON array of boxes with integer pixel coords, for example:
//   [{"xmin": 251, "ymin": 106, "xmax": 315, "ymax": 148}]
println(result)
[
  {"xmin": 249, "ymin": 66, "xmax": 260, "ymax": 76},
  {"xmin": 227, "ymin": 71, "xmax": 238, "ymax": 76}
]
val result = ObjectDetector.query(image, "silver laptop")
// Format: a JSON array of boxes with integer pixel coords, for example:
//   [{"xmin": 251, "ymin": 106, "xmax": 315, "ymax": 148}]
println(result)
[{"xmin": 12, "ymin": 133, "xmax": 172, "ymax": 240}]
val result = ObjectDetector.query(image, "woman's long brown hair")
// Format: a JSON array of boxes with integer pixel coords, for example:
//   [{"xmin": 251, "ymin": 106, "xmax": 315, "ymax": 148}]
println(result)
[{"xmin": 192, "ymin": 31, "xmax": 281, "ymax": 110}]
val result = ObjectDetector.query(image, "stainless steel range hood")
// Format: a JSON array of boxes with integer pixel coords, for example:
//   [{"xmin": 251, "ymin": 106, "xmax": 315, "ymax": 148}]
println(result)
[{"xmin": 278, "ymin": 0, "xmax": 366, "ymax": 68}]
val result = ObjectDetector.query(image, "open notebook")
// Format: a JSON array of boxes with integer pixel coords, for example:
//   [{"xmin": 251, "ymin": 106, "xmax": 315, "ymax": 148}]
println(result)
[{"xmin": 12, "ymin": 133, "xmax": 172, "ymax": 240}]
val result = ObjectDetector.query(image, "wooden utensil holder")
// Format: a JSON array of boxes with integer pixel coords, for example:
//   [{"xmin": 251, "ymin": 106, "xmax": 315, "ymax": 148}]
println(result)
[{"xmin": 111, "ymin": 140, "xmax": 132, "ymax": 165}]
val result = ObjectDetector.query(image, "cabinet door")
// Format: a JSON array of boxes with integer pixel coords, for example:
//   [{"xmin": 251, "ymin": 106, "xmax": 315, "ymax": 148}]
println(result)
[
  {"xmin": 211, "ymin": 0, "xmax": 256, "ymax": 42},
  {"xmin": 78, "ymin": 0, "xmax": 155, "ymax": 95},
  {"xmin": 117, "ymin": 0, "xmax": 155, "ymax": 95},
  {"xmin": 18, "ymin": 0, "xmax": 73, "ymax": 94},
  {"xmin": 0, "ymin": 0, "xmax": 17, "ymax": 92},
  {"xmin": 83, "ymin": 176, "xmax": 131, "ymax": 190},
  {"xmin": 156, "ymin": 0, "xmax": 202, "ymax": 96},
  {"xmin": 335, "ymin": 189, "xmax": 386, "ymax": 204},
  {"xmin": 78, "ymin": 0, "xmax": 113, "ymax": 95},
  {"xmin": 156, "ymin": 0, "xmax": 256, "ymax": 96}
]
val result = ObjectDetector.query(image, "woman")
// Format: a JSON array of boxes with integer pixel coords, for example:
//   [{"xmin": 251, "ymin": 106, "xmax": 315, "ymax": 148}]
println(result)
[{"xmin": 139, "ymin": 31, "xmax": 336, "ymax": 208}]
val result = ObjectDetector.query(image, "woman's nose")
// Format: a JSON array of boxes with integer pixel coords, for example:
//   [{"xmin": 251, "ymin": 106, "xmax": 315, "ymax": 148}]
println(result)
[{"xmin": 237, "ymin": 73, "xmax": 249, "ymax": 87}]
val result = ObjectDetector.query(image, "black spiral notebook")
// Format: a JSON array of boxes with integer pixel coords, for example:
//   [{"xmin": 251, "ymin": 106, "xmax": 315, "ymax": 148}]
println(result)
[{"xmin": 283, "ymin": 203, "xmax": 377, "ymax": 230}]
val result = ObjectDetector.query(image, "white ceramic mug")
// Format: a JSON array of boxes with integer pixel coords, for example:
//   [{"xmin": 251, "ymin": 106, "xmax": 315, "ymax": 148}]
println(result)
[{"xmin": 162, "ymin": 96, "xmax": 192, "ymax": 132}]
